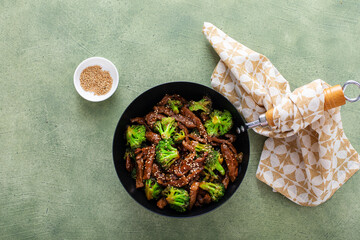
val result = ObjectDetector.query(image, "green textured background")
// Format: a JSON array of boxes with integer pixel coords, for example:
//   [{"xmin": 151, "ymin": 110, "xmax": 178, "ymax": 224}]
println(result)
[{"xmin": 1, "ymin": 0, "xmax": 360, "ymax": 239}]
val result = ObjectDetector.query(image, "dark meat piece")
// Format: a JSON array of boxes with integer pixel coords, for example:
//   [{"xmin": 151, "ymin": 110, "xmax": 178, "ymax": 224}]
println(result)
[
  {"xmin": 221, "ymin": 143, "xmax": 238, "ymax": 182},
  {"xmin": 166, "ymin": 155, "xmax": 205, "ymax": 188},
  {"xmin": 227, "ymin": 142, "xmax": 237, "ymax": 155},
  {"xmin": 130, "ymin": 117, "xmax": 150, "ymax": 130},
  {"xmin": 145, "ymin": 131, "xmax": 161, "ymax": 144},
  {"xmin": 153, "ymin": 106, "xmax": 174, "ymax": 116},
  {"xmin": 224, "ymin": 133, "xmax": 236, "ymax": 143},
  {"xmin": 172, "ymin": 94, "xmax": 188, "ymax": 105},
  {"xmin": 188, "ymin": 133, "xmax": 206, "ymax": 143},
  {"xmin": 200, "ymin": 112, "xmax": 210, "ymax": 122},
  {"xmin": 172, "ymin": 163, "xmax": 182, "ymax": 177},
  {"xmin": 154, "ymin": 106, "xmax": 196, "ymax": 129},
  {"xmin": 203, "ymin": 194, "xmax": 212, "ymax": 204},
  {"xmin": 197, "ymin": 190, "xmax": 206, "ymax": 205},
  {"xmin": 145, "ymin": 112, "xmax": 165, "ymax": 127},
  {"xmin": 135, "ymin": 148, "xmax": 147, "ymax": 188},
  {"xmin": 179, "ymin": 152, "xmax": 196, "ymax": 175},
  {"xmin": 157, "ymin": 94, "xmax": 187, "ymax": 106},
  {"xmin": 167, "ymin": 175, "xmax": 188, "ymax": 188},
  {"xmin": 237, "ymin": 152, "xmax": 243, "ymax": 163},
  {"xmin": 143, "ymin": 145, "xmax": 156, "ymax": 180},
  {"xmin": 208, "ymin": 136, "xmax": 230, "ymax": 145},
  {"xmin": 194, "ymin": 152, "xmax": 208, "ymax": 165},
  {"xmin": 185, "ymin": 167, "xmax": 204, "ymax": 185},
  {"xmin": 181, "ymin": 107, "xmax": 208, "ymax": 141},
  {"xmin": 208, "ymin": 136, "xmax": 237, "ymax": 153},
  {"xmin": 182, "ymin": 140, "xmax": 194, "ymax": 152},
  {"xmin": 222, "ymin": 171, "xmax": 230, "ymax": 189},
  {"xmin": 152, "ymin": 163, "xmax": 165, "ymax": 180},
  {"xmin": 165, "ymin": 173, "xmax": 178, "ymax": 182},
  {"xmin": 158, "ymin": 94, "xmax": 172, "ymax": 106},
  {"xmin": 125, "ymin": 153, "xmax": 133, "ymax": 172},
  {"xmin": 134, "ymin": 148, "xmax": 143, "ymax": 155},
  {"xmin": 174, "ymin": 115, "xmax": 196, "ymax": 129},
  {"xmin": 157, "ymin": 198, "xmax": 168, "ymax": 209},
  {"xmin": 189, "ymin": 182, "xmax": 200, "ymax": 210}
]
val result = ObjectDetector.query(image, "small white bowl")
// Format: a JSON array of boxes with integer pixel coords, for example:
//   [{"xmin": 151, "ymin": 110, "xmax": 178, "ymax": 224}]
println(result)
[{"xmin": 74, "ymin": 57, "xmax": 119, "ymax": 102}]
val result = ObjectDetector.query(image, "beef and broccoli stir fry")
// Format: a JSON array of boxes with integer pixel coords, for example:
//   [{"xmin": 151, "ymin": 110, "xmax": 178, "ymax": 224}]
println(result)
[{"xmin": 124, "ymin": 94, "xmax": 243, "ymax": 212}]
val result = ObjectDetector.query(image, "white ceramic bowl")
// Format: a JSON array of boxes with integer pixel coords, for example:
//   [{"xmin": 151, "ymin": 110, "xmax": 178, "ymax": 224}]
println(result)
[{"xmin": 74, "ymin": 57, "xmax": 119, "ymax": 102}]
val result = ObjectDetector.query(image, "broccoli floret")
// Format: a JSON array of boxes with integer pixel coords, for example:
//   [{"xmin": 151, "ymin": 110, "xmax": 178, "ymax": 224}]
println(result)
[
  {"xmin": 167, "ymin": 99, "xmax": 182, "ymax": 114},
  {"xmin": 126, "ymin": 125, "xmax": 146, "ymax": 149},
  {"xmin": 204, "ymin": 110, "xmax": 233, "ymax": 136},
  {"xmin": 144, "ymin": 179, "xmax": 163, "ymax": 200},
  {"xmin": 199, "ymin": 182, "xmax": 225, "ymax": 202},
  {"xmin": 173, "ymin": 129, "xmax": 185, "ymax": 143},
  {"xmin": 205, "ymin": 149, "xmax": 225, "ymax": 176},
  {"xmin": 155, "ymin": 139, "xmax": 180, "ymax": 170},
  {"xmin": 202, "ymin": 168, "xmax": 219, "ymax": 182},
  {"xmin": 189, "ymin": 97, "xmax": 212, "ymax": 114},
  {"xmin": 194, "ymin": 142, "xmax": 212, "ymax": 153},
  {"xmin": 162, "ymin": 186, "xmax": 190, "ymax": 212},
  {"xmin": 154, "ymin": 117, "xmax": 177, "ymax": 140}
]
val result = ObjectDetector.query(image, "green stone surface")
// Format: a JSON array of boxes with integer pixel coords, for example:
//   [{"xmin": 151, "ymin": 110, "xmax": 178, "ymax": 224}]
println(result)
[{"xmin": 1, "ymin": 0, "xmax": 360, "ymax": 239}]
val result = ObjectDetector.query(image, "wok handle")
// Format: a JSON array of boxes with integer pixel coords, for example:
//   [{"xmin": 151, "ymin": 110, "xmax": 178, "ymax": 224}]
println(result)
[
  {"xmin": 265, "ymin": 85, "xmax": 346, "ymax": 127},
  {"xmin": 245, "ymin": 80, "xmax": 359, "ymax": 130}
]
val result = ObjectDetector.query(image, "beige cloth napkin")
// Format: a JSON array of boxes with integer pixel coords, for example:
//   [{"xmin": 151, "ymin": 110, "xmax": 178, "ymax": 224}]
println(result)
[{"xmin": 203, "ymin": 22, "xmax": 360, "ymax": 206}]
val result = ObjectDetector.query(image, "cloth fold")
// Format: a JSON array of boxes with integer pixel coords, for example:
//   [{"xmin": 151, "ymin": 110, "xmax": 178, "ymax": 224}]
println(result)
[{"xmin": 203, "ymin": 22, "xmax": 360, "ymax": 206}]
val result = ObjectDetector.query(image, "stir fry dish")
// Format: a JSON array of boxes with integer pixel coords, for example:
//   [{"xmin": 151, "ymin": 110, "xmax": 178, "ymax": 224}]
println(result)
[{"xmin": 124, "ymin": 94, "xmax": 243, "ymax": 212}]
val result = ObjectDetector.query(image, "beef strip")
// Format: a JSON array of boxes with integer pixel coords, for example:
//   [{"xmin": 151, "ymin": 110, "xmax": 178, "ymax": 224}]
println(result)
[
  {"xmin": 165, "ymin": 173, "xmax": 179, "ymax": 182},
  {"xmin": 154, "ymin": 106, "xmax": 196, "ymax": 129},
  {"xmin": 199, "ymin": 112, "xmax": 210, "ymax": 122},
  {"xmin": 152, "ymin": 163, "xmax": 164, "ymax": 179},
  {"xmin": 143, "ymin": 145, "xmax": 156, "ymax": 180},
  {"xmin": 221, "ymin": 143, "xmax": 238, "ymax": 182},
  {"xmin": 135, "ymin": 148, "xmax": 148, "ymax": 188},
  {"xmin": 182, "ymin": 140, "xmax": 194, "ymax": 152},
  {"xmin": 179, "ymin": 152, "xmax": 196, "ymax": 176},
  {"xmin": 125, "ymin": 153, "xmax": 133, "ymax": 172},
  {"xmin": 208, "ymin": 136, "xmax": 230, "ymax": 145},
  {"xmin": 208, "ymin": 136, "xmax": 237, "ymax": 154},
  {"xmin": 202, "ymin": 194, "xmax": 212, "ymax": 204},
  {"xmin": 174, "ymin": 115, "xmax": 196, "ymax": 128},
  {"xmin": 222, "ymin": 171, "xmax": 230, "ymax": 189},
  {"xmin": 157, "ymin": 94, "xmax": 172, "ymax": 106},
  {"xmin": 157, "ymin": 198, "xmax": 168, "ymax": 209},
  {"xmin": 188, "ymin": 133, "xmax": 206, "ymax": 143},
  {"xmin": 145, "ymin": 112, "xmax": 165, "ymax": 127},
  {"xmin": 181, "ymin": 107, "xmax": 208, "ymax": 141},
  {"xmin": 197, "ymin": 189, "xmax": 206, "ymax": 205},
  {"xmin": 189, "ymin": 182, "xmax": 200, "ymax": 210},
  {"xmin": 145, "ymin": 131, "xmax": 161, "ymax": 144},
  {"xmin": 224, "ymin": 133, "xmax": 236, "ymax": 143},
  {"xmin": 237, "ymin": 152, "xmax": 243, "ymax": 163},
  {"xmin": 130, "ymin": 117, "xmax": 150, "ymax": 130},
  {"xmin": 227, "ymin": 142, "xmax": 237, "ymax": 156},
  {"xmin": 157, "ymin": 94, "xmax": 187, "ymax": 106},
  {"xmin": 166, "ymin": 155, "xmax": 206, "ymax": 188},
  {"xmin": 153, "ymin": 106, "xmax": 174, "ymax": 116}
]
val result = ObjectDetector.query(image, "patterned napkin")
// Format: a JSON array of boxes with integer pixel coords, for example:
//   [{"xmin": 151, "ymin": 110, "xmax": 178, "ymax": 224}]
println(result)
[{"xmin": 203, "ymin": 22, "xmax": 360, "ymax": 206}]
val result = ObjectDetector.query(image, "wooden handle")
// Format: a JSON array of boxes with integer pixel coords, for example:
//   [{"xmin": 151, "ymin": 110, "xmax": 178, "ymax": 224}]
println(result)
[
  {"xmin": 323, "ymin": 85, "xmax": 346, "ymax": 110},
  {"xmin": 265, "ymin": 108, "xmax": 275, "ymax": 127},
  {"xmin": 265, "ymin": 85, "xmax": 346, "ymax": 127}
]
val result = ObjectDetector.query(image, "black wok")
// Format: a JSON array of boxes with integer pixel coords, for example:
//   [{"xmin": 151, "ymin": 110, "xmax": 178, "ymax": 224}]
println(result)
[{"xmin": 113, "ymin": 82, "xmax": 250, "ymax": 217}]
